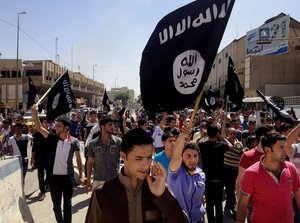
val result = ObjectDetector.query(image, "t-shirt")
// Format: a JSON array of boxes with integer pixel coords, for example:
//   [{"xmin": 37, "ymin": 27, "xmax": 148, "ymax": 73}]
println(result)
[
  {"xmin": 154, "ymin": 151, "xmax": 171, "ymax": 173},
  {"xmin": 224, "ymin": 139, "xmax": 243, "ymax": 169},
  {"xmin": 199, "ymin": 140, "xmax": 229, "ymax": 180},
  {"xmin": 8, "ymin": 134, "xmax": 32, "ymax": 159},
  {"xmin": 288, "ymin": 143, "xmax": 300, "ymax": 176},
  {"xmin": 239, "ymin": 148, "xmax": 264, "ymax": 169},
  {"xmin": 168, "ymin": 164, "xmax": 206, "ymax": 223},
  {"xmin": 152, "ymin": 126, "xmax": 164, "ymax": 148},
  {"xmin": 47, "ymin": 133, "xmax": 80, "ymax": 175},
  {"xmin": 241, "ymin": 159, "xmax": 300, "ymax": 223}
]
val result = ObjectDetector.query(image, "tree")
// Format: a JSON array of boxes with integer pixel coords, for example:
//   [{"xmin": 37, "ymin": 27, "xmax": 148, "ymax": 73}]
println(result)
[
  {"xmin": 137, "ymin": 94, "xmax": 142, "ymax": 104},
  {"xmin": 114, "ymin": 92, "xmax": 129, "ymax": 106}
]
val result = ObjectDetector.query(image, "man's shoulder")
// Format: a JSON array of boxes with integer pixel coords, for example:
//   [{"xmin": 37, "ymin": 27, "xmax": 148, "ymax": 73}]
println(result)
[
  {"xmin": 245, "ymin": 161, "xmax": 260, "ymax": 173},
  {"xmin": 111, "ymin": 134, "xmax": 122, "ymax": 143}
]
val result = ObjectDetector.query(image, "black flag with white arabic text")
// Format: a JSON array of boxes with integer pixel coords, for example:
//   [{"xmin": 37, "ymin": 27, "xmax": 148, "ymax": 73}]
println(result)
[
  {"xmin": 256, "ymin": 90, "xmax": 296, "ymax": 125},
  {"xmin": 102, "ymin": 89, "xmax": 111, "ymax": 112},
  {"xmin": 224, "ymin": 56, "xmax": 244, "ymax": 111},
  {"xmin": 46, "ymin": 71, "xmax": 76, "ymax": 122},
  {"xmin": 140, "ymin": 0, "xmax": 235, "ymax": 112},
  {"xmin": 28, "ymin": 77, "xmax": 39, "ymax": 109}
]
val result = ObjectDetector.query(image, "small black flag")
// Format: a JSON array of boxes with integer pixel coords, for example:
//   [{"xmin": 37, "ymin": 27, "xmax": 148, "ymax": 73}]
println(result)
[
  {"xmin": 140, "ymin": 0, "xmax": 235, "ymax": 112},
  {"xmin": 102, "ymin": 89, "xmax": 111, "ymax": 112},
  {"xmin": 46, "ymin": 71, "xmax": 76, "ymax": 122},
  {"xmin": 200, "ymin": 87, "xmax": 219, "ymax": 112},
  {"xmin": 28, "ymin": 77, "xmax": 39, "ymax": 108},
  {"xmin": 256, "ymin": 90, "xmax": 296, "ymax": 125},
  {"xmin": 224, "ymin": 57, "xmax": 244, "ymax": 111}
]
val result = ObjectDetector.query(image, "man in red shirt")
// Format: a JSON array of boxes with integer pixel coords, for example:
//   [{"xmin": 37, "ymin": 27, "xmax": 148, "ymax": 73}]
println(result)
[{"xmin": 237, "ymin": 132, "xmax": 300, "ymax": 223}]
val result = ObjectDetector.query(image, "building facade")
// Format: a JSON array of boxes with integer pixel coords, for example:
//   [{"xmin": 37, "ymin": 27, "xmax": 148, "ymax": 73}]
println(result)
[
  {"xmin": 0, "ymin": 59, "xmax": 105, "ymax": 110},
  {"xmin": 207, "ymin": 13, "xmax": 300, "ymax": 99}
]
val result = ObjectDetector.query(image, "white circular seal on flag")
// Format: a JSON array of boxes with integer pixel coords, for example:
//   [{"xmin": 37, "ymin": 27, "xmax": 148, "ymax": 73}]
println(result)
[
  {"xmin": 210, "ymin": 97, "xmax": 216, "ymax": 106},
  {"xmin": 52, "ymin": 93, "xmax": 60, "ymax": 109},
  {"xmin": 173, "ymin": 50, "xmax": 205, "ymax": 95}
]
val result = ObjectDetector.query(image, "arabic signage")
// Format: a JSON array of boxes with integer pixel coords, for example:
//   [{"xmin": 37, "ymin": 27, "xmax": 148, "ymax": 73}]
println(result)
[{"xmin": 246, "ymin": 15, "xmax": 290, "ymax": 56}]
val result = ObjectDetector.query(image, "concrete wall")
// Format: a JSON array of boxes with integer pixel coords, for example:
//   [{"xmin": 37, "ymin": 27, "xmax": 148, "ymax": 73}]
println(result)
[{"xmin": 0, "ymin": 156, "xmax": 34, "ymax": 223}]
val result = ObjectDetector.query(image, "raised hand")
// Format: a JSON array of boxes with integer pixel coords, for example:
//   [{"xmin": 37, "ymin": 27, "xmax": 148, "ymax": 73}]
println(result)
[{"xmin": 147, "ymin": 162, "xmax": 166, "ymax": 197}]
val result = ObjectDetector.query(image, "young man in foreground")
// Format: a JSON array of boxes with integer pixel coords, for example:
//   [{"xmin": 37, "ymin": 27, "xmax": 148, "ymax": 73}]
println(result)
[
  {"xmin": 237, "ymin": 132, "xmax": 300, "ymax": 223},
  {"xmin": 85, "ymin": 128, "xmax": 187, "ymax": 223}
]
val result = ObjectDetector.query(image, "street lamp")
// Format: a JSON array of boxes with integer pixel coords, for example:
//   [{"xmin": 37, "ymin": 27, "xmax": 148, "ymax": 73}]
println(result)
[
  {"xmin": 15, "ymin": 11, "xmax": 26, "ymax": 110},
  {"xmin": 92, "ymin": 64, "xmax": 97, "ymax": 107}
]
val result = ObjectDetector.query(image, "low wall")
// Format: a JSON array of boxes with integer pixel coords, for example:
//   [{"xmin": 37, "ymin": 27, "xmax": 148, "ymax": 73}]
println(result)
[{"xmin": 0, "ymin": 156, "xmax": 34, "ymax": 223}]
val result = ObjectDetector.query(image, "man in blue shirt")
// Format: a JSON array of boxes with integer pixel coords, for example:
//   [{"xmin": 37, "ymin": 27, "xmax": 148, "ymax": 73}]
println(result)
[
  {"xmin": 167, "ymin": 125, "xmax": 206, "ymax": 223},
  {"xmin": 154, "ymin": 132, "xmax": 175, "ymax": 173}
]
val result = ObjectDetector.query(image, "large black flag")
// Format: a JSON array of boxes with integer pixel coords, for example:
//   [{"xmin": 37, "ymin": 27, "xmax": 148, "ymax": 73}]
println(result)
[
  {"xmin": 102, "ymin": 89, "xmax": 111, "ymax": 112},
  {"xmin": 46, "ymin": 71, "xmax": 76, "ymax": 122},
  {"xmin": 28, "ymin": 77, "xmax": 38, "ymax": 108},
  {"xmin": 140, "ymin": 0, "xmax": 235, "ymax": 112},
  {"xmin": 256, "ymin": 90, "xmax": 296, "ymax": 125},
  {"xmin": 224, "ymin": 56, "xmax": 244, "ymax": 111}
]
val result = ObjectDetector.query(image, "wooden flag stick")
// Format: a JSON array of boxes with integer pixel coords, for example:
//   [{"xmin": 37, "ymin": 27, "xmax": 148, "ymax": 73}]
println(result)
[
  {"xmin": 190, "ymin": 85, "xmax": 206, "ymax": 128},
  {"xmin": 35, "ymin": 71, "xmax": 67, "ymax": 106}
]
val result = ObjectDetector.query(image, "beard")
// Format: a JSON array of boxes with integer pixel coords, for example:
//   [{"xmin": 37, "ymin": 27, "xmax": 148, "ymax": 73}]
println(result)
[{"xmin": 183, "ymin": 161, "xmax": 197, "ymax": 172}]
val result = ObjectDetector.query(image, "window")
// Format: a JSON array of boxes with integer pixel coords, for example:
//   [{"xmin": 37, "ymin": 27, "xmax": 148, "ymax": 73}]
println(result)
[
  {"xmin": 11, "ymin": 71, "xmax": 21, "ymax": 78},
  {"xmin": 25, "ymin": 69, "xmax": 41, "ymax": 76},
  {"xmin": 225, "ymin": 52, "xmax": 228, "ymax": 58},
  {"xmin": 218, "ymin": 58, "xmax": 221, "ymax": 64},
  {"xmin": 0, "ymin": 70, "xmax": 10, "ymax": 78}
]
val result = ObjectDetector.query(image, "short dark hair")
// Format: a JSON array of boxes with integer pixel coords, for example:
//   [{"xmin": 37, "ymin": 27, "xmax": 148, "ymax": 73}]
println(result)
[
  {"xmin": 183, "ymin": 142, "xmax": 200, "ymax": 154},
  {"xmin": 14, "ymin": 123, "xmax": 23, "ymax": 128},
  {"xmin": 39, "ymin": 117, "xmax": 47, "ymax": 123},
  {"xmin": 162, "ymin": 132, "xmax": 174, "ymax": 142},
  {"xmin": 121, "ymin": 128, "xmax": 154, "ymax": 154},
  {"xmin": 255, "ymin": 124, "xmax": 272, "ymax": 144},
  {"xmin": 89, "ymin": 110, "xmax": 97, "ymax": 115},
  {"xmin": 166, "ymin": 115, "xmax": 176, "ymax": 124},
  {"xmin": 138, "ymin": 119, "xmax": 147, "ymax": 128},
  {"xmin": 207, "ymin": 124, "xmax": 218, "ymax": 138},
  {"xmin": 100, "ymin": 117, "xmax": 114, "ymax": 126},
  {"xmin": 56, "ymin": 117, "xmax": 71, "ymax": 128},
  {"xmin": 261, "ymin": 132, "xmax": 286, "ymax": 153},
  {"xmin": 278, "ymin": 123, "xmax": 292, "ymax": 134}
]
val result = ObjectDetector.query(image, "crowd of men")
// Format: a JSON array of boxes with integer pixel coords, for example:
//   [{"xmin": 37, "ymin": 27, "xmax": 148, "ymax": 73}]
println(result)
[{"xmin": 0, "ymin": 106, "xmax": 300, "ymax": 223}]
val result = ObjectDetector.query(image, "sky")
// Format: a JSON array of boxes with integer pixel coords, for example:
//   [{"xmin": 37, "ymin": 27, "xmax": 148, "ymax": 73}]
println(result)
[{"xmin": 0, "ymin": 0, "xmax": 299, "ymax": 98}]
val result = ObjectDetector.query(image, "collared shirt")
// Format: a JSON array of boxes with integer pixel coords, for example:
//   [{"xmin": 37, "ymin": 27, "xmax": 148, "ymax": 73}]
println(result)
[
  {"xmin": 49, "ymin": 133, "xmax": 80, "ymax": 175},
  {"xmin": 241, "ymin": 156, "xmax": 300, "ymax": 223},
  {"xmin": 167, "ymin": 164, "xmax": 205, "ymax": 223},
  {"xmin": 88, "ymin": 135, "xmax": 122, "ymax": 181}
]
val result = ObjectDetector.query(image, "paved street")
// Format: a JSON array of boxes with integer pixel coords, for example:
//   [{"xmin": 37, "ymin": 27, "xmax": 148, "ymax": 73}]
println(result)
[{"xmin": 24, "ymin": 153, "xmax": 91, "ymax": 223}]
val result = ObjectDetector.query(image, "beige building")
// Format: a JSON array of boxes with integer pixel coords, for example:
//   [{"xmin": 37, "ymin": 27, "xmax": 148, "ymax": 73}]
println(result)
[
  {"xmin": 0, "ymin": 59, "xmax": 105, "ymax": 109},
  {"xmin": 207, "ymin": 13, "xmax": 300, "ymax": 99},
  {"xmin": 107, "ymin": 87, "xmax": 135, "ymax": 104}
]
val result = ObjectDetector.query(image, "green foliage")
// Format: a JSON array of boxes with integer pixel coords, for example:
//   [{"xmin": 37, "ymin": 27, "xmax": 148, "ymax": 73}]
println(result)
[{"xmin": 114, "ymin": 92, "xmax": 129, "ymax": 106}]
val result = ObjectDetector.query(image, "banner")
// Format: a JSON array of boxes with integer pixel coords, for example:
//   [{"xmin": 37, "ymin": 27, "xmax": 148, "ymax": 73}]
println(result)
[
  {"xmin": 246, "ymin": 15, "xmax": 290, "ymax": 56},
  {"xmin": 140, "ymin": 0, "xmax": 235, "ymax": 112},
  {"xmin": 46, "ymin": 71, "xmax": 76, "ymax": 122},
  {"xmin": 224, "ymin": 57, "xmax": 244, "ymax": 111},
  {"xmin": 257, "ymin": 90, "xmax": 295, "ymax": 125},
  {"xmin": 102, "ymin": 89, "xmax": 111, "ymax": 112},
  {"xmin": 28, "ymin": 77, "xmax": 38, "ymax": 109}
]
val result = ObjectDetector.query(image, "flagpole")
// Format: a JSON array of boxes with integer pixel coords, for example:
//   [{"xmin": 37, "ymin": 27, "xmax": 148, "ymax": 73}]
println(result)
[
  {"xmin": 36, "ymin": 70, "xmax": 68, "ymax": 106},
  {"xmin": 190, "ymin": 85, "xmax": 206, "ymax": 128}
]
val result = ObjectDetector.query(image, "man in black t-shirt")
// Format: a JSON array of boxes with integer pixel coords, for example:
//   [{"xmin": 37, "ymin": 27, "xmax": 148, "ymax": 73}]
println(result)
[
  {"xmin": 31, "ymin": 117, "xmax": 51, "ymax": 201},
  {"xmin": 198, "ymin": 124, "xmax": 232, "ymax": 223}
]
